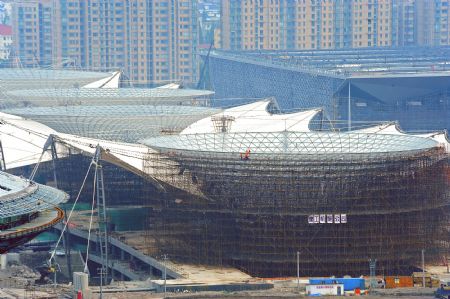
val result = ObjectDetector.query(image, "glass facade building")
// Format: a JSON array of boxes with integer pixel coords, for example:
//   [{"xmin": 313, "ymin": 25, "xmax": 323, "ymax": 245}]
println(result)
[{"xmin": 204, "ymin": 47, "xmax": 450, "ymax": 132}]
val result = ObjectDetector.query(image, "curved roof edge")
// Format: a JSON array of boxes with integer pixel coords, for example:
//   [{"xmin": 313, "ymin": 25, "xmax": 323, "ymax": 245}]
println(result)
[
  {"xmin": 181, "ymin": 99, "xmax": 323, "ymax": 134},
  {"xmin": 0, "ymin": 171, "xmax": 68, "ymax": 218},
  {"xmin": 82, "ymin": 71, "xmax": 121, "ymax": 88},
  {"xmin": 351, "ymin": 123, "xmax": 450, "ymax": 153},
  {"xmin": 350, "ymin": 122, "xmax": 405, "ymax": 135},
  {"xmin": 142, "ymin": 131, "xmax": 440, "ymax": 155}
]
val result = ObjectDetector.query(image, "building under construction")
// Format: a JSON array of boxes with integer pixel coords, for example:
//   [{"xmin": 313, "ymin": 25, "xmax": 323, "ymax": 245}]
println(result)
[
  {"xmin": 0, "ymin": 95, "xmax": 448, "ymax": 278},
  {"xmin": 142, "ymin": 129, "xmax": 450, "ymax": 277}
]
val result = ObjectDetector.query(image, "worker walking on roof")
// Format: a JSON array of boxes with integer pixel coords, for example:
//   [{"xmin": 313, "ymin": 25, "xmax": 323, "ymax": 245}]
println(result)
[{"xmin": 244, "ymin": 148, "xmax": 250, "ymax": 160}]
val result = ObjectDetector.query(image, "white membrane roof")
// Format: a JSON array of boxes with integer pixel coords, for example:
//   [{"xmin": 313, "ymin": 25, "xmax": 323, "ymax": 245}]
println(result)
[
  {"xmin": 0, "ymin": 69, "xmax": 111, "ymax": 80},
  {"xmin": 7, "ymin": 88, "xmax": 214, "ymax": 100},
  {"xmin": 0, "ymin": 69, "xmax": 114, "ymax": 92},
  {"xmin": 181, "ymin": 100, "xmax": 322, "ymax": 134},
  {"xmin": 142, "ymin": 131, "xmax": 439, "ymax": 155},
  {"xmin": 3, "ymin": 105, "xmax": 219, "ymax": 142},
  {"xmin": 351, "ymin": 123, "xmax": 450, "ymax": 153}
]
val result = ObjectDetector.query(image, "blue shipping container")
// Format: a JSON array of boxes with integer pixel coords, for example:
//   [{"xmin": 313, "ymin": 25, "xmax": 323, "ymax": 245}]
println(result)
[{"xmin": 309, "ymin": 278, "xmax": 365, "ymax": 291}]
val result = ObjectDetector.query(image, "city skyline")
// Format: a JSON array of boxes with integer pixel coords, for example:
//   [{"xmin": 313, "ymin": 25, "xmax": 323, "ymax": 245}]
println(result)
[
  {"xmin": 7, "ymin": 0, "xmax": 450, "ymax": 86},
  {"xmin": 11, "ymin": 0, "xmax": 198, "ymax": 86},
  {"xmin": 220, "ymin": 0, "xmax": 450, "ymax": 50}
]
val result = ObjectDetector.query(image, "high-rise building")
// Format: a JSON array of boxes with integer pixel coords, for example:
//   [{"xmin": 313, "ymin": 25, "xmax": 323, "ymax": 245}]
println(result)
[
  {"xmin": 11, "ymin": 0, "xmax": 52, "ymax": 66},
  {"xmin": 220, "ymin": 0, "xmax": 450, "ymax": 50},
  {"xmin": 0, "ymin": 24, "xmax": 12, "ymax": 60},
  {"xmin": 11, "ymin": 0, "xmax": 198, "ymax": 86},
  {"xmin": 432, "ymin": 0, "xmax": 450, "ymax": 45}
]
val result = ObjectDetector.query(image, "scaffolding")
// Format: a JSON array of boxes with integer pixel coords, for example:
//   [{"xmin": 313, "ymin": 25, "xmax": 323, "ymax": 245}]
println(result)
[
  {"xmin": 10, "ymin": 128, "xmax": 448, "ymax": 278},
  {"xmin": 142, "ymin": 142, "xmax": 449, "ymax": 277}
]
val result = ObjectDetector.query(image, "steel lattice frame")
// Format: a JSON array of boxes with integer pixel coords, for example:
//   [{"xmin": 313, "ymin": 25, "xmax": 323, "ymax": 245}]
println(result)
[
  {"xmin": 5, "ymin": 88, "xmax": 214, "ymax": 107},
  {"xmin": 0, "ymin": 69, "xmax": 112, "ymax": 91},
  {"xmin": 0, "ymin": 172, "xmax": 68, "ymax": 218},
  {"xmin": 4, "ymin": 105, "xmax": 219, "ymax": 142},
  {"xmin": 141, "ymin": 132, "xmax": 450, "ymax": 277}
]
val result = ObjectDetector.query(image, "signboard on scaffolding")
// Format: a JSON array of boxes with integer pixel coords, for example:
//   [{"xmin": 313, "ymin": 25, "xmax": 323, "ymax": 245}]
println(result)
[
  {"xmin": 319, "ymin": 214, "xmax": 326, "ymax": 223},
  {"xmin": 308, "ymin": 214, "xmax": 347, "ymax": 224},
  {"xmin": 327, "ymin": 214, "xmax": 333, "ymax": 223},
  {"xmin": 334, "ymin": 214, "xmax": 341, "ymax": 224}
]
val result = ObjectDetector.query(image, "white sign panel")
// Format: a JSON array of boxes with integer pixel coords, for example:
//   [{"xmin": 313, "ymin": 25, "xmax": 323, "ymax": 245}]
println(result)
[
  {"xmin": 313, "ymin": 215, "xmax": 320, "ymax": 224},
  {"xmin": 327, "ymin": 214, "xmax": 333, "ymax": 224},
  {"xmin": 306, "ymin": 284, "xmax": 344, "ymax": 296},
  {"xmin": 319, "ymin": 214, "xmax": 326, "ymax": 224},
  {"xmin": 308, "ymin": 214, "xmax": 348, "ymax": 224},
  {"xmin": 334, "ymin": 214, "xmax": 341, "ymax": 224}
]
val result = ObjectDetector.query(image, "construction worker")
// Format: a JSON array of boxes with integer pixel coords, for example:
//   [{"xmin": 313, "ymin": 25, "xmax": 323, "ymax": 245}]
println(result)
[{"xmin": 244, "ymin": 148, "xmax": 250, "ymax": 160}]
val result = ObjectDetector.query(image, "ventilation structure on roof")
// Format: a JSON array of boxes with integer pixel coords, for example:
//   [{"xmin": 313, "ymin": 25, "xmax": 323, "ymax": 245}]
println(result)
[{"xmin": 211, "ymin": 115, "xmax": 235, "ymax": 133}]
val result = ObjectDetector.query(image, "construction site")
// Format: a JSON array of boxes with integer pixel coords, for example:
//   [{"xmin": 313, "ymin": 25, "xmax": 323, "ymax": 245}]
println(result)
[
  {"xmin": 5, "ymin": 102, "xmax": 447, "ymax": 279},
  {"xmin": 141, "ymin": 131, "xmax": 449, "ymax": 277},
  {"xmin": 0, "ymin": 68, "xmax": 447, "ymax": 298}
]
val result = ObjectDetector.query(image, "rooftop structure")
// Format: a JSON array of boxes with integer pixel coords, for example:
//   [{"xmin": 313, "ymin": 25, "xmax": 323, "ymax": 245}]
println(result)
[
  {"xmin": 203, "ymin": 47, "xmax": 450, "ymax": 132},
  {"xmin": 0, "ymin": 24, "xmax": 11, "ymax": 61},
  {"xmin": 144, "ymin": 131, "xmax": 438, "ymax": 155},
  {"xmin": 5, "ymin": 88, "xmax": 214, "ymax": 108},
  {"xmin": 181, "ymin": 100, "xmax": 322, "ymax": 134},
  {"xmin": 0, "ymin": 68, "xmax": 114, "ymax": 96},
  {"xmin": 0, "ymin": 171, "xmax": 67, "ymax": 253},
  {"xmin": 4, "ymin": 105, "xmax": 219, "ymax": 143},
  {"xmin": 0, "ymin": 24, "xmax": 12, "ymax": 36},
  {"xmin": 211, "ymin": 47, "xmax": 450, "ymax": 78}
]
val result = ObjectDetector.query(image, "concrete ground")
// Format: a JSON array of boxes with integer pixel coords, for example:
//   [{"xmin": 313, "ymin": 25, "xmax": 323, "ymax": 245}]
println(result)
[{"xmin": 96, "ymin": 288, "xmax": 436, "ymax": 299}]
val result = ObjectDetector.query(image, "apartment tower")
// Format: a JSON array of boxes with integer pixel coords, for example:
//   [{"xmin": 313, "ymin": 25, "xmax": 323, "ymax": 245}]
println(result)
[
  {"xmin": 221, "ymin": 0, "xmax": 450, "ymax": 50},
  {"xmin": 12, "ymin": 0, "xmax": 198, "ymax": 86}
]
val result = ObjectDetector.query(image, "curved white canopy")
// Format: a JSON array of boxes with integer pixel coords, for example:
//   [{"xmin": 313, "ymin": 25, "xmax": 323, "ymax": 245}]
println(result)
[
  {"xmin": 351, "ymin": 123, "xmax": 450, "ymax": 153},
  {"xmin": 181, "ymin": 100, "xmax": 322, "ymax": 134},
  {"xmin": 415, "ymin": 131, "xmax": 450, "ymax": 153},
  {"xmin": 82, "ymin": 71, "xmax": 121, "ymax": 88},
  {"xmin": 0, "ymin": 113, "xmax": 60, "ymax": 169},
  {"xmin": 0, "ymin": 113, "xmax": 153, "ymax": 174},
  {"xmin": 156, "ymin": 83, "xmax": 182, "ymax": 89},
  {"xmin": 350, "ymin": 123, "xmax": 405, "ymax": 135}
]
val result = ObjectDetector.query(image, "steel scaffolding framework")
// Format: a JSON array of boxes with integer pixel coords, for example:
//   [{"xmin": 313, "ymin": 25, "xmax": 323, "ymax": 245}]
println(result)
[
  {"xmin": 9, "ymin": 128, "xmax": 447, "ymax": 278},
  {"xmin": 142, "ymin": 143, "xmax": 449, "ymax": 277}
]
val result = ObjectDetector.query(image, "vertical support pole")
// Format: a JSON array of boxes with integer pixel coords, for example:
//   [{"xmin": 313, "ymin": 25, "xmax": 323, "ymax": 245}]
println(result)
[
  {"xmin": 94, "ymin": 146, "xmax": 109, "ymax": 286},
  {"xmin": 97, "ymin": 164, "xmax": 108, "ymax": 285},
  {"xmin": 422, "ymin": 249, "xmax": 425, "ymax": 288},
  {"xmin": 446, "ymin": 255, "xmax": 449, "ymax": 273},
  {"xmin": 297, "ymin": 251, "xmax": 300, "ymax": 292},
  {"xmin": 163, "ymin": 254, "xmax": 167, "ymax": 295},
  {"xmin": 319, "ymin": 110, "xmax": 324, "ymax": 131},
  {"xmin": 50, "ymin": 139, "xmax": 58, "ymax": 188},
  {"xmin": 62, "ymin": 207, "xmax": 72, "ymax": 282},
  {"xmin": 0, "ymin": 140, "xmax": 6, "ymax": 170},
  {"xmin": 369, "ymin": 259, "xmax": 377, "ymax": 290},
  {"xmin": 99, "ymin": 267, "xmax": 103, "ymax": 299},
  {"xmin": 348, "ymin": 81, "xmax": 351, "ymax": 131}
]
